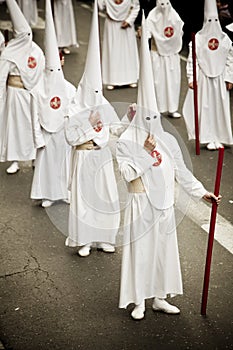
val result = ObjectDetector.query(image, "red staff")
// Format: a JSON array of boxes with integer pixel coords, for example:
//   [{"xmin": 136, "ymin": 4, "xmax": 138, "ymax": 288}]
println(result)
[
  {"xmin": 201, "ymin": 147, "xmax": 224, "ymax": 315},
  {"xmin": 191, "ymin": 32, "xmax": 200, "ymax": 156}
]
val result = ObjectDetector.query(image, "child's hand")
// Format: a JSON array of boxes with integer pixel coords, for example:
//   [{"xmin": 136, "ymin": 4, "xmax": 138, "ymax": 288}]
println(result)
[
  {"xmin": 226, "ymin": 82, "xmax": 233, "ymax": 90},
  {"xmin": 127, "ymin": 103, "xmax": 137, "ymax": 122},
  {"xmin": 89, "ymin": 110, "xmax": 101, "ymax": 127},
  {"xmin": 121, "ymin": 21, "xmax": 130, "ymax": 29},
  {"xmin": 203, "ymin": 192, "xmax": 222, "ymax": 205},
  {"xmin": 144, "ymin": 134, "xmax": 156, "ymax": 153}
]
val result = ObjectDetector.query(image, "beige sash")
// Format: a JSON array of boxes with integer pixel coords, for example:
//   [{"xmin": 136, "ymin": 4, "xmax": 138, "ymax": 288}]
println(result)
[
  {"xmin": 75, "ymin": 141, "xmax": 94, "ymax": 151},
  {"xmin": 129, "ymin": 177, "xmax": 145, "ymax": 193},
  {"xmin": 7, "ymin": 75, "xmax": 25, "ymax": 89}
]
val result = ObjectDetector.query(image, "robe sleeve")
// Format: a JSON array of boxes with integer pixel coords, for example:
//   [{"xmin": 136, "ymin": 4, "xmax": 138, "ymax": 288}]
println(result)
[
  {"xmin": 0, "ymin": 59, "xmax": 10, "ymax": 100},
  {"xmin": 224, "ymin": 45, "xmax": 233, "ymax": 84},
  {"xmin": 31, "ymin": 94, "xmax": 45, "ymax": 149},
  {"xmin": 125, "ymin": 0, "xmax": 140, "ymax": 26},
  {"xmin": 116, "ymin": 140, "xmax": 155, "ymax": 182},
  {"xmin": 170, "ymin": 135, "xmax": 207, "ymax": 201},
  {"xmin": 186, "ymin": 41, "xmax": 199, "ymax": 84},
  {"xmin": 64, "ymin": 116, "xmax": 97, "ymax": 146}
]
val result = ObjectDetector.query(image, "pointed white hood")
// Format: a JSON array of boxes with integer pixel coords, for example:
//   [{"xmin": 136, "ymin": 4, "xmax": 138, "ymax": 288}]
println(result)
[
  {"xmin": 204, "ymin": 0, "xmax": 218, "ymax": 22},
  {"xmin": 37, "ymin": 0, "xmax": 68, "ymax": 133},
  {"xmin": 196, "ymin": 0, "xmax": 232, "ymax": 78},
  {"xmin": 6, "ymin": 0, "xmax": 31, "ymax": 36},
  {"xmin": 73, "ymin": 0, "xmax": 105, "ymax": 110},
  {"xmin": 120, "ymin": 12, "xmax": 163, "ymax": 146},
  {"xmin": 1, "ymin": 0, "xmax": 44, "ymax": 90},
  {"xmin": 147, "ymin": 0, "xmax": 184, "ymax": 55},
  {"xmin": 200, "ymin": 0, "xmax": 222, "ymax": 34}
]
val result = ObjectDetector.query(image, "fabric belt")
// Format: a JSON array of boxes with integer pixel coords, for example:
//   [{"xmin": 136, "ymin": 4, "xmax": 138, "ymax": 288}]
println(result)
[
  {"xmin": 128, "ymin": 177, "xmax": 145, "ymax": 193},
  {"xmin": 75, "ymin": 141, "xmax": 94, "ymax": 151},
  {"xmin": 7, "ymin": 75, "xmax": 25, "ymax": 89}
]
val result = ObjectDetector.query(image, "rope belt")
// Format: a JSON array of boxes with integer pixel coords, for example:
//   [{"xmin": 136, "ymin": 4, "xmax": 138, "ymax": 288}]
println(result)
[
  {"xmin": 7, "ymin": 75, "xmax": 25, "ymax": 89},
  {"xmin": 128, "ymin": 177, "xmax": 145, "ymax": 193},
  {"xmin": 75, "ymin": 141, "xmax": 94, "ymax": 151}
]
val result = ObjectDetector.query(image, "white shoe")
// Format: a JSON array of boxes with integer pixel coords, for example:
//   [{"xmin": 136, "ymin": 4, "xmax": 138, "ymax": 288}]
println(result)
[
  {"xmin": 78, "ymin": 244, "xmax": 91, "ymax": 257},
  {"xmin": 106, "ymin": 85, "xmax": 114, "ymax": 90},
  {"xmin": 131, "ymin": 301, "xmax": 145, "ymax": 320},
  {"xmin": 152, "ymin": 298, "xmax": 180, "ymax": 314},
  {"xmin": 214, "ymin": 142, "xmax": 223, "ymax": 149},
  {"xmin": 62, "ymin": 47, "xmax": 70, "ymax": 54},
  {"xmin": 42, "ymin": 200, "xmax": 54, "ymax": 208},
  {"xmin": 207, "ymin": 142, "xmax": 216, "ymax": 150},
  {"xmin": 129, "ymin": 83, "xmax": 137, "ymax": 88},
  {"xmin": 169, "ymin": 111, "xmax": 181, "ymax": 118},
  {"xmin": 98, "ymin": 243, "xmax": 115, "ymax": 253},
  {"xmin": 63, "ymin": 199, "xmax": 70, "ymax": 204},
  {"xmin": 6, "ymin": 162, "xmax": 19, "ymax": 174}
]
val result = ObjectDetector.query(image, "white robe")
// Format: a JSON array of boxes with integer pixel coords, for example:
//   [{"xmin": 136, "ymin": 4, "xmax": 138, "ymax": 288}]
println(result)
[
  {"xmin": 65, "ymin": 105, "xmax": 122, "ymax": 247},
  {"xmin": 53, "ymin": 0, "xmax": 79, "ymax": 48},
  {"xmin": 0, "ymin": 62, "xmax": 44, "ymax": 162},
  {"xmin": 146, "ymin": 5, "xmax": 184, "ymax": 114},
  {"xmin": 182, "ymin": 42, "xmax": 233, "ymax": 145},
  {"xmin": 117, "ymin": 134, "xmax": 206, "ymax": 308},
  {"xmin": 98, "ymin": 0, "xmax": 139, "ymax": 86},
  {"xmin": 30, "ymin": 81, "xmax": 76, "ymax": 201},
  {"xmin": 17, "ymin": 0, "xmax": 38, "ymax": 27}
]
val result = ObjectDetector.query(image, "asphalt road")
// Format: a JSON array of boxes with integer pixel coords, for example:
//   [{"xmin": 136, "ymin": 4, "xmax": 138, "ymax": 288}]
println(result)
[{"xmin": 0, "ymin": 1, "xmax": 233, "ymax": 349}]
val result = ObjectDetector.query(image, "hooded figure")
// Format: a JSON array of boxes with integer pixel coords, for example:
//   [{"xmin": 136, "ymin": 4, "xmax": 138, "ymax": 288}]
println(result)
[
  {"xmin": 30, "ymin": 0, "xmax": 76, "ymax": 208},
  {"xmin": 116, "ymin": 13, "xmax": 213, "ymax": 320},
  {"xmin": 0, "ymin": 0, "xmax": 45, "ymax": 174},
  {"xmin": 64, "ymin": 0, "xmax": 122, "ymax": 257},
  {"xmin": 98, "ymin": 0, "xmax": 140, "ymax": 89},
  {"xmin": 182, "ymin": 0, "xmax": 233, "ymax": 150},
  {"xmin": 53, "ymin": 0, "xmax": 79, "ymax": 54},
  {"xmin": 146, "ymin": 0, "xmax": 184, "ymax": 117},
  {"xmin": 17, "ymin": 0, "xmax": 38, "ymax": 27}
]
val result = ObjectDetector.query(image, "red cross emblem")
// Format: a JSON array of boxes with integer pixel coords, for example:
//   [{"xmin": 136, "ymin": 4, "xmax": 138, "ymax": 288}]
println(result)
[
  {"xmin": 150, "ymin": 149, "xmax": 162, "ymax": 166},
  {"xmin": 27, "ymin": 56, "xmax": 37, "ymax": 69},
  {"xmin": 50, "ymin": 96, "xmax": 61, "ymax": 110},
  {"xmin": 93, "ymin": 120, "xmax": 103, "ymax": 132},
  {"xmin": 208, "ymin": 38, "xmax": 219, "ymax": 50},
  {"xmin": 164, "ymin": 26, "xmax": 174, "ymax": 38}
]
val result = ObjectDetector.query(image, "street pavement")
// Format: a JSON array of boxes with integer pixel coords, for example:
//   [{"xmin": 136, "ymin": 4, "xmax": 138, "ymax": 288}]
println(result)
[{"xmin": 0, "ymin": 1, "xmax": 233, "ymax": 349}]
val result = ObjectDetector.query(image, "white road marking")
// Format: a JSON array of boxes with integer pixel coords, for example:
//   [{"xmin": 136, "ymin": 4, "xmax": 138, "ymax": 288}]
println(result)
[{"xmin": 176, "ymin": 187, "xmax": 233, "ymax": 254}]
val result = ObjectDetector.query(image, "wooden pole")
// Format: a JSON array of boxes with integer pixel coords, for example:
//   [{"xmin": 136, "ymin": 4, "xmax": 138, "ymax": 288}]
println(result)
[
  {"xmin": 201, "ymin": 147, "xmax": 224, "ymax": 315},
  {"xmin": 191, "ymin": 32, "xmax": 200, "ymax": 155}
]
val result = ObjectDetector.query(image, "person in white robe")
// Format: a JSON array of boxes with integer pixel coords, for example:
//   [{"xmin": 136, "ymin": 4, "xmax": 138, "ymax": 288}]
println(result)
[
  {"xmin": 116, "ymin": 14, "xmax": 220, "ymax": 320},
  {"xmin": 0, "ymin": 0, "xmax": 45, "ymax": 174},
  {"xmin": 30, "ymin": 0, "xmax": 76, "ymax": 208},
  {"xmin": 146, "ymin": 0, "xmax": 184, "ymax": 118},
  {"xmin": 182, "ymin": 0, "xmax": 233, "ymax": 151},
  {"xmin": 65, "ymin": 0, "xmax": 122, "ymax": 257},
  {"xmin": 98, "ymin": 0, "xmax": 140, "ymax": 90},
  {"xmin": 17, "ymin": 0, "xmax": 38, "ymax": 27},
  {"xmin": 53, "ymin": 0, "xmax": 79, "ymax": 54}
]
